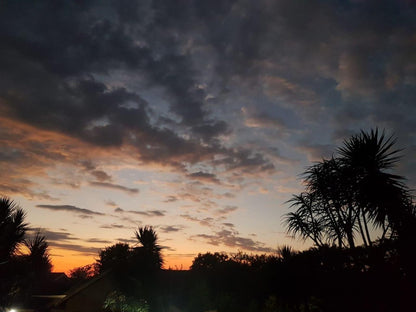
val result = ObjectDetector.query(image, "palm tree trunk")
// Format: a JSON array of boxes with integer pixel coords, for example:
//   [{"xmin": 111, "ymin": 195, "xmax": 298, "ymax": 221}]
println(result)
[
  {"xmin": 346, "ymin": 203, "xmax": 356, "ymax": 249},
  {"xmin": 362, "ymin": 210, "xmax": 372, "ymax": 246},
  {"xmin": 381, "ymin": 221, "xmax": 389, "ymax": 240},
  {"xmin": 328, "ymin": 210, "xmax": 343, "ymax": 248},
  {"xmin": 357, "ymin": 210, "xmax": 368, "ymax": 247}
]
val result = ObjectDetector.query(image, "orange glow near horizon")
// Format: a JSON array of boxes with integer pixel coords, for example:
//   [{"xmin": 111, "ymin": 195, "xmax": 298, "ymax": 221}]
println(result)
[
  {"xmin": 50, "ymin": 249, "xmax": 96, "ymax": 274},
  {"xmin": 51, "ymin": 248, "xmax": 194, "ymax": 274}
]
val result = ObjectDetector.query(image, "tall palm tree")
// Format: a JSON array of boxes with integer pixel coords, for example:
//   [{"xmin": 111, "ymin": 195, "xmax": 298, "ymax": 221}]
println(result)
[
  {"xmin": 134, "ymin": 226, "xmax": 163, "ymax": 269},
  {"xmin": 338, "ymin": 129, "xmax": 413, "ymax": 238},
  {"xmin": 305, "ymin": 158, "xmax": 357, "ymax": 248},
  {"xmin": 0, "ymin": 197, "xmax": 27, "ymax": 264},
  {"xmin": 285, "ymin": 129, "xmax": 414, "ymax": 250}
]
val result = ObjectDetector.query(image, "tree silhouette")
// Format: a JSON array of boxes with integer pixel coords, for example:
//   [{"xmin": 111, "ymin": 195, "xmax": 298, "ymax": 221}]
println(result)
[
  {"xmin": 134, "ymin": 226, "xmax": 163, "ymax": 270},
  {"xmin": 97, "ymin": 243, "xmax": 131, "ymax": 274},
  {"xmin": 338, "ymin": 129, "xmax": 414, "ymax": 241},
  {"xmin": 24, "ymin": 231, "xmax": 52, "ymax": 274},
  {"xmin": 285, "ymin": 129, "xmax": 415, "ymax": 250},
  {"xmin": 0, "ymin": 197, "xmax": 27, "ymax": 264}
]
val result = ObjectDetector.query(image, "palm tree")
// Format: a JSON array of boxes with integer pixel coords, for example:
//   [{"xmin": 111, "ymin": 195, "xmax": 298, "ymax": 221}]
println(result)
[
  {"xmin": 134, "ymin": 226, "xmax": 163, "ymax": 270},
  {"xmin": 0, "ymin": 197, "xmax": 27, "ymax": 264},
  {"xmin": 338, "ymin": 129, "xmax": 413, "ymax": 239},
  {"xmin": 24, "ymin": 231, "xmax": 52, "ymax": 273},
  {"xmin": 285, "ymin": 129, "xmax": 414, "ymax": 250},
  {"xmin": 286, "ymin": 193, "xmax": 324, "ymax": 247},
  {"xmin": 305, "ymin": 158, "xmax": 356, "ymax": 248}
]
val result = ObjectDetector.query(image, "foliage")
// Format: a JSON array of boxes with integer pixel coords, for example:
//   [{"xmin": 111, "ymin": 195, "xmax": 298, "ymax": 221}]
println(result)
[
  {"xmin": 97, "ymin": 243, "xmax": 131, "ymax": 274},
  {"xmin": 69, "ymin": 264, "xmax": 97, "ymax": 281},
  {"xmin": 190, "ymin": 252, "xmax": 230, "ymax": 271},
  {"xmin": 103, "ymin": 291, "xmax": 149, "ymax": 312},
  {"xmin": 285, "ymin": 129, "xmax": 415, "ymax": 249},
  {"xmin": 0, "ymin": 196, "xmax": 27, "ymax": 263},
  {"xmin": 23, "ymin": 231, "xmax": 52, "ymax": 273},
  {"xmin": 95, "ymin": 226, "xmax": 164, "ymax": 310},
  {"xmin": 0, "ymin": 198, "xmax": 55, "ymax": 309},
  {"xmin": 134, "ymin": 226, "xmax": 163, "ymax": 270}
]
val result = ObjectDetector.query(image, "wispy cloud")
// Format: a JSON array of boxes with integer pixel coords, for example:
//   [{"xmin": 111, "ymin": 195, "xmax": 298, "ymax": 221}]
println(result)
[
  {"xmin": 215, "ymin": 205, "xmax": 238, "ymax": 216},
  {"xmin": 181, "ymin": 214, "xmax": 214, "ymax": 227},
  {"xmin": 90, "ymin": 182, "xmax": 139, "ymax": 194},
  {"xmin": 49, "ymin": 242, "xmax": 100, "ymax": 255},
  {"xmin": 36, "ymin": 204, "xmax": 105, "ymax": 216},
  {"xmin": 100, "ymin": 224, "xmax": 127, "ymax": 229},
  {"xmin": 126, "ymin": 210, "xmax": 166, "ymax": 217},
  {"xmin": 193, "ymin": 230, "xmax": 274, "ymax": 253},
  {"xmin": 159, "ymin": 225, "xmax": 185, "ymax": 233},
  {"xmin": 164, "ymin": 195, "xmax": 178, "ymax": 203},
  {"xmin": 84, "ymin": 238, "xmax": 112, "ymax": 244}
]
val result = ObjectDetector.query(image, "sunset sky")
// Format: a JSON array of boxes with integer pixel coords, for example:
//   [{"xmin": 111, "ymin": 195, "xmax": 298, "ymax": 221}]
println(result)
[{"xmin": 1, "ymin": 0, "xmax": 415, "ymax": 272}]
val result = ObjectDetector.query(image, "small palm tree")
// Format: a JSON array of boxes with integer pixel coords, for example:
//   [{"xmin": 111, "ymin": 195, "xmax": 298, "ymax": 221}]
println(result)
[
  {"xmin": 0, "ymin": 197, "xmax": 27, "ymax": 263},
  {"xmin": 24, "ymin": 231, "xmax": 52, "ymax": 273},
  {"xmin": 134, "ymin": 226, "xmax": 163, "ymax": 269}
]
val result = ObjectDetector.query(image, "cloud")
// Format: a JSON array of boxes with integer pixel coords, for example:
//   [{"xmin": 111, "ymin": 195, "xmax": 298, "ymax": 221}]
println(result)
[
  {"xmin": 159, "ymin": 225, "xmax": 184, "ymax": 233},
  {"xmin": 0, "ymin": 0, "xmax": 415, "ymax": 264},
  {"xmin": 181, "ymin": 214, "xmax": 214, "ymax": 227},
  {"xmin": 243, "ymin": 109, "xmax": 287, "ymax": 130},
  {"xmin": 126, "ymin": 210, "xmax": 166, "ymax": 217},
  {"xmin": 164, "ymin": 195, "xmax": 178, "ymax": 203},
  {"xmin": 90, "ymin": 170, "xmax": 112, "ymax": 182},
  {"xmin": 27, "ymin": 228, "xmax": 101, "ymax": 255},
  {"xmin": 27, "ymin": 228, "xmax": 78, "ymax": 242},
  {"xmin": 0, "ymin": 0, "xmax": 280, "ymax": 188},
  {"xmin": 105, "ymin": 200, "xmax": 117, "ymax": 207},
  {"xmin": 36, "ymin": 204, "xmax": 105, "ymax": 216},
  {"xmin": 100, "ymin": 224, "xmax": 127, "ymax": 229},
  {"xmin": 90, "ymin": 181, "xmax": 139, "ymax": 194},
  {"xmin": 297, "ymin": 143, "xmax": 336, "ymax": 162},
  {"xmin": 84, "ymin": 238, "xmax": 112, "ymax": 244},
  {"xmin": 222, "ymin": 192, "xmax": 235, "ymax": 199},
  {"xmin": 215, "ymin": 206, "xmax": 238, "ymax": 216},
  {"xmin": 187, "ymin": 171, "xmax": 220, "ymax": 184},
  {"xmin": 222, "ymin": 223, "xmax": 235, "ymax": 228},
  {"xmin": 49, "ymin": 242, "xmax": 100, "ymax": 255},
  {"xmin": 193, "ymin": 230, "xmax": 274, "ymax": 253}
]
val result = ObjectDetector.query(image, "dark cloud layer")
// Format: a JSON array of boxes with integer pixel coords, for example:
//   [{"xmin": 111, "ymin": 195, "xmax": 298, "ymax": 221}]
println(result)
[
  {"xmin": 2, "ymin": 0, "xmax": 414, "ymax": 186},
  {"xmin": 0, "ymin": 0, "xmax": 277, "ymax": 178}
]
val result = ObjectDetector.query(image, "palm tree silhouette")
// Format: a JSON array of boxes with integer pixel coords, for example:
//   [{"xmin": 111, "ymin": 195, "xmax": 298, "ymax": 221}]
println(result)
[
  {"xmin": 134, "ymin": 226, "xmax": 163, "ymax": 270},
  {"xmin": 338, "ymin": 129, "xmax": 412, "ymax": 239},
  {"xmin": 24, "ymin": 231, "xmax": 52, "ymax": 273},
  {"xmin": 285, "ymin": 129, "xmax": 414, "ymax": 250},
  {"xmin": 0, "ymin": 197, "xmax": 27, "ymax": 264}
]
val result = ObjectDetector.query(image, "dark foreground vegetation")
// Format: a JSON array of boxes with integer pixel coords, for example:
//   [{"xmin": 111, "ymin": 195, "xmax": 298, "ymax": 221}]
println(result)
[{"xmin": 1, "ymin": 129, "xmax": 415, "ymax": 312}]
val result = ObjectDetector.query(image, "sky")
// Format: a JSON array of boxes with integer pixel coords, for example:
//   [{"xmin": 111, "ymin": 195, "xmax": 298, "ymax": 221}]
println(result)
[{"xmin": 1, "ymin": 0, "xmax": 415, "ymax": 272}]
